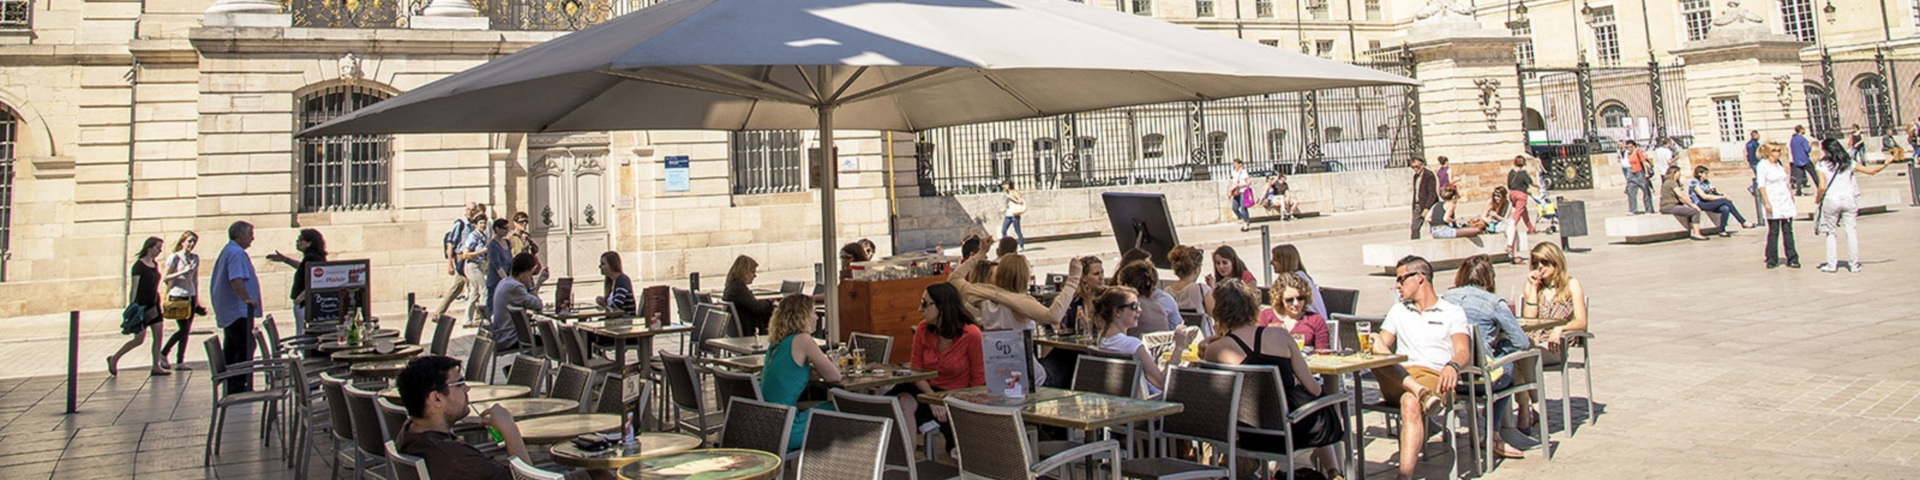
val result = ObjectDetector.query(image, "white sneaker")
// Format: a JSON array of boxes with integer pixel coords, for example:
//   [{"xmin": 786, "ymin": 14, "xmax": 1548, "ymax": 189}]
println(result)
[
  {"xmin": 1818, "ymin": 264, "xmax": 1837, "ymax": 273},
  {"xmin": 1848, "ymin": 263, "xmax": 1861, "ymax": 273}
]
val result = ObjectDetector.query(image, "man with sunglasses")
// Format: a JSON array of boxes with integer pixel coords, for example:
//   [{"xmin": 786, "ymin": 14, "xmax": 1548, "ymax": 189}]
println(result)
[
  {"xmin": 1368, "ymin": 256, "xmax": 1472, "ymax": 480},
  {"xmin": 396, "ymin": 356, "xmax": 611, "ymax": 480}
]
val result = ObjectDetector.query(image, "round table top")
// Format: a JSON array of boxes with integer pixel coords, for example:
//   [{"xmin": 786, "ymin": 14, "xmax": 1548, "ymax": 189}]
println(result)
[
  {"xmin": 316, "ymin": 342, "xmax": 372, "ymax": 354},
  {"xmin": 380, "ymin": 384, "xmax": 531, "ymax": 404},
  {"xmin": 467, "ymin": 398, "xmax": 580, "ymax": 421},
  {"xmin": 517, "ymin": 413, "xmax": 623, "ymax": 445},
  {"xmin": 333, "ymin": 344, "xmax": 423, "ymax": 363},
  {"xmin": 349, "ymin": 359, "xmax": 409, "ymax": 378},
  {"xmin": 321, "ymin": 329, "xmax": 399, "ymax": 343},
  {"xmin": 617, "ymin": 448, "xmax": 783, "ymax": 480},
  {"xmin": 549, "ymin": 432, "xmax": 703, "ymax": 470}
]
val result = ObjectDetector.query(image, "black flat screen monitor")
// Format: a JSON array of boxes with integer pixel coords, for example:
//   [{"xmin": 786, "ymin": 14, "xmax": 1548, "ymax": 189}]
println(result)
[{"xmin": 1102, "ymin": 192, "xmax": 1180, "ymax": 269}]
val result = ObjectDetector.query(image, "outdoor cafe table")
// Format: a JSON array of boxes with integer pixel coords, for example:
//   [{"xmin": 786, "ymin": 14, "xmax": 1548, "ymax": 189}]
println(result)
[
  {"xmin": 350, "ymin": 359, "xmax": 409, "ymax": 378},
  {"xmin": 1520, "ymin": 317, "xmax": 1571, "ymax": 333},
  {"xmin": 1019, "ymin": 391, "xmax": 1181, "ymax": 431},
  {"xmin": 381, "ymin": 384, "xmax": 531, "ymax": 404},
  {"xmin": 704, "ymin": 335, "xmax": 771, "ymax": 356},
  {"xmin": 550, "ymin": 432, "xmax": 703, "ymax": 470},
  {"xmin": 464, "ymin": 398, "xmax": 580, "ymax": 423},
  {"xmin": 1034, "ymin": 333, "xmax": 1102, "ymax": 354},
  {"xmin": 617, "ymin": 448, "xmax": 783, "ymax": 480},
  {"xmin": 332, "ymin": 344, "xmax": 423, "ymax": 363},
  {"xmin": 320, "ymin": 329, "xmax": 398, "ymax": 343},
  {"xmin": 577, "ymin": 320, "xmax": 695, "ymax": 368},
  {"xmin": 917, "ymin": 386, "xmax": 1082, "ymax": 408},
  {"xmin": 534, "ymin": 306, "xmax": 620, "ymax": 323},
  {"xmin": 703, "ymin": 356, "xmax": 938, "ymax": 392},
  {"xmin": 1306, "ymin": 352, "xmax": 1409, "ymax": 478},
  {"xmin": 517, "ymin": 413, "xmax": 623, "ymax": 444}
]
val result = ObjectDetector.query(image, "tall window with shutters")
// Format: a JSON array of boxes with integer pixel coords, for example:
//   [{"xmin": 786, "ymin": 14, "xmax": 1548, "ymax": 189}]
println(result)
[
  {"xmin": 1713, "ymin": 97, "xmax": 1745, "ymax": 142},
  {"xmin": 1682, "ymin": 0, "xmax": 1713, "ymax": 41},
  {"xmin": 297, "ymin": 84, "xmax": 393, "ymax": 212},
  {"xmin": 1780, "ymin": 0, "xmax": 1816, "ymax": 43},
  {"xmin": 730, "ymin": 130, "xmax": 806, "ymax": 194},
  {"xmin": 1591, "ymin": 6, "xmax": 1620, "ymax": 65}
]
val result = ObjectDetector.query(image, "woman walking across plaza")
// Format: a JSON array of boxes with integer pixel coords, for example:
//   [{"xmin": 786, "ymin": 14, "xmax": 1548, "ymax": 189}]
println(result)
[
  {"xmin": 1689, "ymin": 166, "xmax": 1757, "ymax": 233},
  {"xmin": 157, "ymin": 231, "xmax": 202, "ymax": 370},
  {"xmin": 265, "ymin": 229, "xmax": 327, "ymax": 332},
  {"xmin": 1755, "ymin": 142, "xmax": 1800, "ymax": 268},
  {"xmin": 1000, "ymin": 180, "xmax": 1027, "ymax": 252},
  {"xmin": 1228, "ymin": 159, "xmax": 1254, "ymax": 231},
  {"xmin": 1514, "ymin": 242, "xmax": 1589, "ymax": 434},
  {"xmin": 1507, "ymin": 156, "xmax": 1537, "ymax": 235},
  {"xmin": 1815, "ymin": 138, "xmax": 1894, "ymax": 272},
  {"xmin": 109, "ymin": 237, "xmax": 169, "ymax": 376}
]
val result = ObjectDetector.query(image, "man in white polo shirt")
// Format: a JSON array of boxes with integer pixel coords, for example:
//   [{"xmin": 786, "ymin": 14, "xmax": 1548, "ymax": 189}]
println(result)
[{"xmin": 1368, "ymin": 255, "xmax": 1472, "ymax": 480}]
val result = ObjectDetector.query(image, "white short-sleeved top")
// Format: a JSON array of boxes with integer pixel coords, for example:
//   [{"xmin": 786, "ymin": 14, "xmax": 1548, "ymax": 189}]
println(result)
[
  {"xmin": 1756, "ymin": 161, "xmax": 1797, "ymax": 220},
  {"xmin": 1382, "ymin": 299, "xmax": 1472, "ymax": 371}
]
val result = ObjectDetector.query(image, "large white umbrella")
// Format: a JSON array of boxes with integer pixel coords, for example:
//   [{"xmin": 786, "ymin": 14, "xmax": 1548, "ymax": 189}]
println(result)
[{"xmin": 302, "ymin": 0, "xmax": 1417, "ymax": 339}]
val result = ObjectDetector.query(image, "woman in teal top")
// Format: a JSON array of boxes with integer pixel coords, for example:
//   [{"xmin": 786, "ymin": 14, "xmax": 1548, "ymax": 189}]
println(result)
[{"xmin": 760, "ymin": 294, "xmax": 843, "ymax": 451}]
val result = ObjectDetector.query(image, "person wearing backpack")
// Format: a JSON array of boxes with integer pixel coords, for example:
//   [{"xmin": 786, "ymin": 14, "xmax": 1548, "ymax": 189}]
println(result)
[{"xmin": 431, "ymin": 203, "xmax": 481, "ymax": 324}]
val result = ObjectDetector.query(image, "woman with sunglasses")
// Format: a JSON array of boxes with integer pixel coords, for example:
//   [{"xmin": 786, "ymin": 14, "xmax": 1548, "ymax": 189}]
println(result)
[
  {"xmin": 1269, "ymin": 244, "xmax": 1329, "ymax": 319},
  {"xmin": 1089, "ymin": 286, "xmax": 1194, "ymax": 394},
  {"xmin": 1255, "ymin": 273, "xmax": 1330, "ymax": 351},
  {"xmin": 1200, "ymin": 279, "xmax": 1344, "ymax": 480},
  {"xmin": 1514, "ymin": 241, "xmax": 1588, "ymax": 434},
  {"xmin": 890, "ymin": 283, "xmax": 983, "ymax": 449}
]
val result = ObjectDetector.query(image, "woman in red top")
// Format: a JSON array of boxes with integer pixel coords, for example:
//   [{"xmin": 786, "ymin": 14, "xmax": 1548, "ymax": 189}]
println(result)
[{"xmin": 890, "ymin": 283, "xmax": 983, "ymax": 448}]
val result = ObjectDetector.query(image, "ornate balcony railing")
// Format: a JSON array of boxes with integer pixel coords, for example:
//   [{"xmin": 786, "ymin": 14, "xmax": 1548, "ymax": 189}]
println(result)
[{"xmin": 287, "ymin": 0, "xmax": 657, "ymax": 30}]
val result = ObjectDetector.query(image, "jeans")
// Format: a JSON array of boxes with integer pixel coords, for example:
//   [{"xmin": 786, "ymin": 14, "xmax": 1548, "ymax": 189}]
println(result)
[
  {"xmin": 1625, "ymin": 176, "xmax": 1653, "ymax": 214},
  {"xmin": 1766, "ymin": 219, "xmax": 1798, "ymax": 265},
  {"xmin": 1230, "ymin": 198, "xmax": 1251, "ymax": 224},
  {"xmin": 1821, "ymin": 195, "xmax": 1860, "ymax": 267},
  {"xmin": 222, "ymin": 317, "xmax": 254, "ymax": 394},
  {"xmin": 1695, "ymin": 198, "xmax": 1748, "ymax": 228},
  {"xmin": 1000, "ymin": 215, "xmax": 1024, "ymax": 249},
  {"xmin": 1791, "ymin": 163, "xmax": 1814, "ymax": 194}
]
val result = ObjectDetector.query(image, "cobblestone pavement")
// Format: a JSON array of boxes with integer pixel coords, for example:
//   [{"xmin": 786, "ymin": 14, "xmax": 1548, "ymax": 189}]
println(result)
[{"xmin": 1, "ymin": 173, "xmax": 1917, "ymax": 479}]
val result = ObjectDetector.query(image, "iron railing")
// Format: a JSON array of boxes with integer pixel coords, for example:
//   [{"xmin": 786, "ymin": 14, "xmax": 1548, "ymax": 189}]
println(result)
[
  {"xmin": 916, "ymin": 59, "xmax": 1420, "ymax": 196},
  {"xmin": 290, "ymin": 0, "xmax": 656, "ymax": 29},
  {"xmin": 1517, "ymin": 62, "xmax": 1690, "ymax": 150},
  {"xmin": 0, "ymin": 0, "xmax": 30, "ymax": 30}
]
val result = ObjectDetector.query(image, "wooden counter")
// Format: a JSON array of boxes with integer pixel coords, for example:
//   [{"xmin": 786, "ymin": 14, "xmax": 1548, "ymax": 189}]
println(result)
[{"xmin": 837, "ymin": 275, "xmax": 946, "ymax": 363}]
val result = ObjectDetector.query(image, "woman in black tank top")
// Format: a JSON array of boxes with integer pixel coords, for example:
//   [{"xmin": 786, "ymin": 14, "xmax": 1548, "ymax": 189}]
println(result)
[{"xmin": 1200, "ymin": 280, "xmax": 1344, "ymax": 478}]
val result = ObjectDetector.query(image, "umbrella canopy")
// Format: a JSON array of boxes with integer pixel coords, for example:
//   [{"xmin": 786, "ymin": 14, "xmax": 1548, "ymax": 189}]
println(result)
[
  {"xmin": 300, "ymin": 0, "xmax": 1414, "ymax": 136},
  {"xmin": 298, "ymin": 0, "xmax": 1417, "ymax": 340}
]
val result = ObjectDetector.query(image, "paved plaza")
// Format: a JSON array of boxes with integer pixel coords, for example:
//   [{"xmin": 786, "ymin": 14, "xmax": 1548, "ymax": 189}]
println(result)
[{"xmin": 2, "ymin": 174, "xmax": 1919, "ymax": 479}]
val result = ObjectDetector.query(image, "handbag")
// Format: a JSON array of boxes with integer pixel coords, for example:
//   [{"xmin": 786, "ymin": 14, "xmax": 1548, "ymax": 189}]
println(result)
[
  {"xmin": 1007, "ymin": 200, "xmax": 1028, "ymax": 216},
  {"xmin": 162, "ymin": 298, "xmax": 192, "ymax": 320}
]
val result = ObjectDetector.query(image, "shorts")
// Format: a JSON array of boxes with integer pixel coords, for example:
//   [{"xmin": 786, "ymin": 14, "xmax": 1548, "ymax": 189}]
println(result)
[
  {"xmin": 1431, "ymin": 226, "xmax": 1459, "ymax": 239},
  {"xmin": 1379, "ymin": 365, "xmax": 1453, "ymax": 407}
]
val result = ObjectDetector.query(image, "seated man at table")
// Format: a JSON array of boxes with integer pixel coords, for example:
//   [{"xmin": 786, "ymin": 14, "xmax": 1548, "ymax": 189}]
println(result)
[
  {"xmin": 396, "ymin": 355, "xmax": 614, "ymax": 480},
  {"xmin": 1368, "ymin": 255, "xmax": 1472, "ymax": 480},
  {"xmin": 490, "ymin": 253, "xmax": 544, "ymax": 351}
]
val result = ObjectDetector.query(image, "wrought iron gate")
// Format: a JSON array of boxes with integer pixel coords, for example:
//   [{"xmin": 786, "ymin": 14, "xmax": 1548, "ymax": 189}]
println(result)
[{"xmin": 1517, "ymin": 62, "xmax": 1690, "ymax": 151}]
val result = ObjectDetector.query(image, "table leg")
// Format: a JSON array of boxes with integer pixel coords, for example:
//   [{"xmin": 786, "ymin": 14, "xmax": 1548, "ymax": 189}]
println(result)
[{"xmin": 1348, "ymin": 371, "xmax": 1364, "ymax": 479}]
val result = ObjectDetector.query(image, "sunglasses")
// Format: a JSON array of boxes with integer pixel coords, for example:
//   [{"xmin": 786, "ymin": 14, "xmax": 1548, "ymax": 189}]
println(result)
[
  {"xmin": 920, "ymin": 299, "xmax": 935, "ymax": 309},
  {"xmin": 1282, "ymin": 296, "xmax": 1308, "ymax": 305},
  {"xmin": 439, "ymin": 379, "xmax": 470, "ymax": 394},
  {"xmin": 1120, "ymin": 302, "xmax": 1142, "ymax": 311},
  {"xmin": 1396, "ymin": 272, "xmax": 1424, "ymax": 284}
]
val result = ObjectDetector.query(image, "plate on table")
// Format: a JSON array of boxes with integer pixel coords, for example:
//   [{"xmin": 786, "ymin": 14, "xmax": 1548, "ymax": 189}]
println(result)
[{"xmin": 374, "ymin": 339, "xmax": 395, "ymax": 354}]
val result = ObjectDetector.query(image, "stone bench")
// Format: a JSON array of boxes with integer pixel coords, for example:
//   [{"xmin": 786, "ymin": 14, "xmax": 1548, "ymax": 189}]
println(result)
[
  {"xmin": 1792, "ymin": 188, "xmax": 1900, "ymax": 221},
  {"xmin": 1251, "ymin": 200, "xmax": 1325, "ymax": 222},
  {"xmin": 1603, "ymin": 212, "xmax": 1726, "ymax": 244},
  {"xmin": 1361, "ymin": 236, "xmax": 1512, "ymax": 274}
]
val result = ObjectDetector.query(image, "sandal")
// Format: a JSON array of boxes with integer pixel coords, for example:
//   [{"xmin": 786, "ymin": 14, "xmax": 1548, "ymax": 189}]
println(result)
[
  {"xmin": 107, "ymin": 355, "xmax": 119, "ymax": 377},
  {"xmin": 1493, "ymin": 444, "xmax": 1526, "ymax": 459},
  {"xmin": 150, "ymin": 368, "xmax": 172, "ymax": 376},
  {"xmin": 1515, "ymin": 409, "xmax": 1538, "ymax": 435}
]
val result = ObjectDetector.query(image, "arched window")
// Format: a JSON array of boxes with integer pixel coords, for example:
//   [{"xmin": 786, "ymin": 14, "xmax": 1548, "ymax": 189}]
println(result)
[
  {"xmin": 298, "ymin": 84, "xmax": 393, "ymax": 211},
  {"xmin": 1857, "ymin": 75, "xmax": 1893, "ymax": 135},
  {"xmin": 1266, "ymin": 129, "xmax": 1287, "ymax": 160},
  {"xmin": 1599, "ymin": 103, "xmax": 1631, "ymax": 129},
  {"xmin": 1033, "ymin": 137, "xmax": 1057, "ymax": 155},
  {"xmin": 1323, "ymin": 127, "xmax": 1342, "ymax": 143},
  {"xmin": 1142, "ymin": 133, "xmax": 1165, "ymax": 159},
  {"xmin": 0, "ymin": 105, "xmax": 15, "ymax": 281},
  {"xmin": 1805, "ymin": 85, "xmax": 1836, "ymax": 137},
  {"xmin": 1207, "ymin": 131, "xmax": 1228, "ymax": 163}
]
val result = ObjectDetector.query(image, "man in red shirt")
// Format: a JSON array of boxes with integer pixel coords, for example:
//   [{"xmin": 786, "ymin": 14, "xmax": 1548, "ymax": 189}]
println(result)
[{"xmin": 1623, "ymin": 142, "xmax": 1654, "ymax": 214}]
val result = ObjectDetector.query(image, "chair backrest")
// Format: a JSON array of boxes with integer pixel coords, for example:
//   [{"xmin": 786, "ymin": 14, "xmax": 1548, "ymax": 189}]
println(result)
[
  {"xmin": 568, "ymin": 327, "xmax": 602, "ymax": 365},
  {"xmin": 1070, "ymin": 355, "xmax": 1140, "ymax": 398},
  {"xmin": 780, "ymin": 280, "xmax": 805, "ymax": 294},
  {"xmin": 343, "ymin": 383, "xmax": 390, "ymax": 456},
  {"xmin": 253, "ymin": 323, "xmax": 276, "ymax": 362},
  {"xmin": 847, "ymin": 333, "xmax": 893, "ymax": 365},
  {"xmin": 673, "ymin": 287, "xmax": 697, "ymax": 325},
  {"xmin": 509, "ymin": 307, "xmax": 536, "ymax": 351},
  {"xmin": 404, "ymin": 303, "xmax": 429, "ymax": 346},
  {"xmin": 555, "ymin": 324, "xmax": 586, "ymax": 366},
  {"xmin": 719, "ymin": 397, "xmax": 797, "ymax": 455},
  {"xmin": 374, "ymin": 397, "xmax": 411, "ymax": 444},
  {"xmin": 466, "ymin": 337, "xmax": 496, "ymax": 384},
  {"xmin": 1319, "ymin": 286, "xmax": 1360, "ymax": 317},
  {"xmin": 508, "ymin": 456, "xmax": 567, "ymax": 480},
  {"xmin": 506, "ymin": 354, "xmax": 549, "ymax": 396},
  {"xmin": 429, "ymin": 314, "xmax": 457, "ymax": 356},
  {"xmin": 596, "ymin": 374, "xmax": 649, "ymax": 415},
  {"xmin": 659, "ymin": 352, "xmax": 705, "ymax": 411},
  {"xmin": 710, "ymin": 368, "xmax": 762, "ymax": 412},
  {"xmin": 202, "ymin": 336, "xmax": 230, "ymax": 389},
  {"xmin": 1160, "ymin": 367, "xmax": 1243, "ymax": 448},
  {"xmin": 259, "ymin": 316, "xmax": 284, "ymax": 354},
  {"xmin": 534, "ymin": 319, "xmax": 564, "ymax": 362},
  {"xmin": 828, "ymin": 389, "xmax": 916, "ymax": 472},
  {"xmin": 945, "ymin": 398, "xmax": 1037, "ymax": 480},
  {"xmin": 1178, "ymin": 309, "xmax": 1207, "ymax": 335},
  {"xmin": 386, "ymin": 440, "xmax": 432, "ymax": 480},
  {"xmin": 550, "ymin": 364, "xmax": 596, "ymax": 405},
  {"xmin": 1328, "ymin": 314, "xmax": 1382, "ymax": 353},
  {"xmin": 693, "ymin": 306, "xmax": 739, "ymax": 356},
  {"xmin": 319, "ymin": 371, "xmax": 356, "ymax": 442},
  {"xmin": 1195, "ymin": 362, "xmax": 1287, "ymax": 432},
  {"xmin": 797, "ymin": 410, "xmax": 894, "ymax": 480}
]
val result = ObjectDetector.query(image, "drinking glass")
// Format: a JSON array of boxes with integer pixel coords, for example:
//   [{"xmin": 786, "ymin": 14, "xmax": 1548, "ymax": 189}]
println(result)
[{"xmin": 851, "ymin": 348, "xmax": 866, "ymax": 369}]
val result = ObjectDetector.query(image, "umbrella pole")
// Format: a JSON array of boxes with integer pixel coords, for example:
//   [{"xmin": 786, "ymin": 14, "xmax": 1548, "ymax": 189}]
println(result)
[{"xmin": 819, "ymin": 104, "xmax": 840, "ymax": 345}]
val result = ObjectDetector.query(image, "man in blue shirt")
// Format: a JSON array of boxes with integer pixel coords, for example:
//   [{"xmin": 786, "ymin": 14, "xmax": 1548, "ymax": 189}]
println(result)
[
  {"xmin": 210, "ymin": 221, "xmax": 261, "ymax": 394},
  {"xmin": 458, "ymin": 209, "xmax": 492, "ymax": 327},
  {"xmin": 431, "ymin": 203, "xmax": 479, "ymax": 325},
  {"xmin": 1746, "ymin": 130, "xmax": 1761, "ymax": 192},
  {"xmin": 1789, "ymin": 125, "xmax": 1813, "ymax": 196}
]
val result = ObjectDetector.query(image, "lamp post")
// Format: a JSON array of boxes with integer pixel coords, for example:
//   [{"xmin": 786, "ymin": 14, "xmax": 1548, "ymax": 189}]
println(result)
[{"xmin": 1817, "ymin": 0, "xmax": 1840, "ymax": 140}]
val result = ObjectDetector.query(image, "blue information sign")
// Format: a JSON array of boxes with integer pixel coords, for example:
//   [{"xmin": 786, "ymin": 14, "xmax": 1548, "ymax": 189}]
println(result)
[{"xmin": 664, "ymin": 155, "xmax": 690, "ymax": 192}]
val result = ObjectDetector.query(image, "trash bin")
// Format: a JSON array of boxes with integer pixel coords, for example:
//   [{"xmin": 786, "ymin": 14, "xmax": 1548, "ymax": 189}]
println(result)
[{"xmin": 1556, "ymin": 197, "xmax": 1588, "ymax": 239}]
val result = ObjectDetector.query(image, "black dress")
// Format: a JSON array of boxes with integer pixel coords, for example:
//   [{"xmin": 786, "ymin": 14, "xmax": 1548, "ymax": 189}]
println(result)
[
  {"xmin": 131, "ymin": 260, "xmax": 163, "ymax": 328},
  {"xmin": 1224, "ymin": 327, "xmax": 1345, "ymax": 452}
]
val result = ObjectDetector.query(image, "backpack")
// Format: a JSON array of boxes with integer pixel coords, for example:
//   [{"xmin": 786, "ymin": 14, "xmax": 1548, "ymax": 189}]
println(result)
[{"xmin": 442, "ymin": 220, "xmax": 469, "ymax": 258}]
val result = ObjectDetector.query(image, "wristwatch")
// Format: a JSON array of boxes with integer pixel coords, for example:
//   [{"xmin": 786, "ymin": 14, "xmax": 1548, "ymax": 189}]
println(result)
[{"xmin": 1444, "ymin": 362, "xmax": 1461, "ymax": 372}]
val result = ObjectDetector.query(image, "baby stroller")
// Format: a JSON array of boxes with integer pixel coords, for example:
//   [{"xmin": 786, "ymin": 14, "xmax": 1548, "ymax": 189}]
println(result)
[{"xmin": 1531, "ymin": 193, "xmax": 1560, "ymax": 234}]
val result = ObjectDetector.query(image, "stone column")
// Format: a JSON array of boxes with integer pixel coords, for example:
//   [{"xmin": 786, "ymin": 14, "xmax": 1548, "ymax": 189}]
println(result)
[
  {"xmin": 1671, "ymin": 1, "xmax": 1810, "ymax": 164},
  {"xmin": 1386, "ymin": 2, "xmax": 1528, "ymax": 180},
  {"xmin": 203, "ymin": 0, "xmax": 290, "ymax": 27},
  {"xmin": 413, "ymin": 0, "xmax": 492, "ymax": 30}
]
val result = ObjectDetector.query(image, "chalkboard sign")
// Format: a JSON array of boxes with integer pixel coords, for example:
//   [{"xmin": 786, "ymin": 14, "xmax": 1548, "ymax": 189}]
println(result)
[
  {"xmin": 303, "ymin": 260, "xmax": 371, "ymax": 329},
  {"xmin": 981, "ymin": 329, "xmax": 1035, "ymax": 395}
]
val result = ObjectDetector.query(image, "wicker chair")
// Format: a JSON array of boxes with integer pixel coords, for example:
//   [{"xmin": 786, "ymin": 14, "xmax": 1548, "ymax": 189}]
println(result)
[
  {"xmin": 535, "ymin": 319, "xmax": 566, "ymax": 363},
  {"xmin": 797, "ymin": 410, "xmax": 894, "ymax": 480},
  {"xmin": 1115, "ymin": 367, "xmax": 1239, "ymax": 480},
  {"xmin": 946, "ymin": 398, "xmax": 1123, "ymax": 480},
  {"xmin": 566, "ymin": 325, "xmax": 620, "ymax": 374},
  {"xmin": 374, "ymin": 396, "xmax": 410, "ymax": 443},
  {"xmin": 1317, "ymin": 286, "xmax": 1360, "ymax": 318},
  {"xmin": 661, "ymin": 352, "xmax": 726, "ymax": 440},
  {"xmin": 342, "ymin": 383, "xmax": 393, "ymax": 478},
  {"xmin": 467, "ymin": 337, "xmax": 497, "ymax": 384},
  {"xmin": 318, "ymin": 372, "xmax": 378, "ymax": 478},
  {"xmin": 1196, "ymin": 362, "xmax": 1349, "ymax": 480},
  {"xmin": 549, "ymin": 364, "xmax": 597, "ymax": 406},
  {"xmin": 848, "ymin": 332, "xmax": 894, "ymax": 365},
  {"xmin": 201, "ymin": 337, "xmax": 294, "ymax": 466},
  {"xmin": 509, "ymin": 456, "xmax": 567, "ymax": 480},
  {"xmin": 828, "ymin": 389, "xmax": 959, "ymax": 480},
  {"xmin": 386, "ymin": 440, "xmax": 433, "ymax": 480},
  {"xmin": 1460, "ymin": 327, "xmax": 1546, "ymax": 475},
  {"xmin": 403, "ymin": 302, "xmax": 429, "ymax": 346},
  {"xmin": 506, "ymin": 354, "xmax": 551, "ymax": 397},
  {"xmin": 283, "ymin": 361, "xmax": 326, "ymax": 480},
  {"xmin": 1072, "ymin": 351, "xmax": 1141, "ymax": 397},
  {"xmin": 496, "ymin": 307, "xmax": 535, "ymax": 357},
  {"xmin": 595, "ymin": 373, "xmax": 651, "ymax": 415},
  {"xmin": 711, "ymin": 368, "xmax": 762, "ymax": 413},
  {"xmin": 720, "ymin": 397, "xmax": 797, "ymax": 455},
  {"xmin": 428, "ymin": 313, "xmax": 457, "ymax": 356}
]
